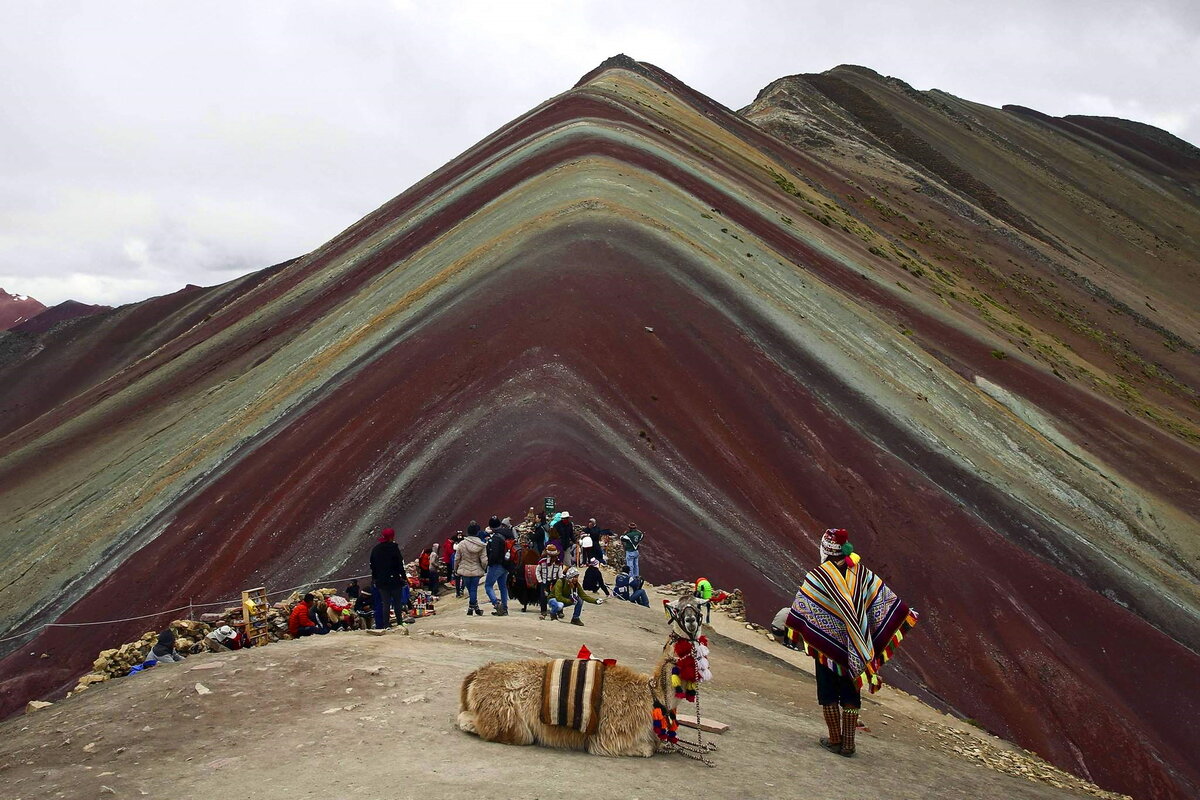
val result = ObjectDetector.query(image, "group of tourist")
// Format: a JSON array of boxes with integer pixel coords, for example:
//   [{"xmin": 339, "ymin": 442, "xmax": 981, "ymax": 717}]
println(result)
[{"xmin": 355, "ymin": 510, "xmax": 650, "ymax": 628}]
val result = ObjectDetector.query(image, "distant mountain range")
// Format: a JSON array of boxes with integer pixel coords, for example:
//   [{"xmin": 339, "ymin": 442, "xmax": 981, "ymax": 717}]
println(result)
[
  {"xmin": 0, "ymin": 288, "xmax": 45, "ymax": 329},
  {"xmin": 0, "ymin": 288, "xmax": 110, "ymax": 332}
]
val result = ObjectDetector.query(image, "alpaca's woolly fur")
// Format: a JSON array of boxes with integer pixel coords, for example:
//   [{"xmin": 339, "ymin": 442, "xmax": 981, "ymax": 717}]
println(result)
[{"xmin": 458, "ymin": 655, "xmax": 673, "ymax": 757}]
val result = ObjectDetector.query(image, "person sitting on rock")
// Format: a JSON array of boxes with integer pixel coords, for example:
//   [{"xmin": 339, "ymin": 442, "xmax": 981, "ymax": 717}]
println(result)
[
  {"xmin": 613, "ymin": 566, "xmax": 650, "ymax": 607},
  {"xmin": 770, "ymin": 607, "xmax": 799, "ymax": 649},
  {"xmin": 547, "ymin": 566, "xmax": 603, "ymax": 626},
  {"xmin": 289, "ymin": 593, "xmax": 330, "ymax": 638},
  {"xmin": 323, "ymin": 594, "xmax": 356, "ymax": 630},
  {"xmin": 205, "ymin": 625, "xmax": 250, "ymax": 651},
  {"xmin": 353, "ymin": 583, "xmax": 375, "ymax": 627},
  {"xmin": 582, "ymin": 558, "xmax": 610, "ymax": 596},
  {"xmin": 144, "ymin": 629, "xmax": 187, "ymax": 664}
]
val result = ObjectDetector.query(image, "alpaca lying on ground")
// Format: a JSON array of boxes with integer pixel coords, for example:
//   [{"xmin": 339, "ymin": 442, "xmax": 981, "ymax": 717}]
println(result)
[{"xmin": 457, "ymin": 596, "xmax": 710, "ymax": 758}]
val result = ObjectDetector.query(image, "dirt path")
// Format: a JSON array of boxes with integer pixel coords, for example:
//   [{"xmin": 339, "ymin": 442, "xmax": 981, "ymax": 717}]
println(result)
[{"xmin": 1, "ymin": 585, "xmax": 1115, "ymax": 800}]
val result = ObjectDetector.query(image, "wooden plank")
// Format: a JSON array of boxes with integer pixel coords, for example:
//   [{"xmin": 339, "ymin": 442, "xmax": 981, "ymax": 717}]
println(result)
[{"xmin": 675, "ymin": 713, "xmax": 729, "ymax": 734}]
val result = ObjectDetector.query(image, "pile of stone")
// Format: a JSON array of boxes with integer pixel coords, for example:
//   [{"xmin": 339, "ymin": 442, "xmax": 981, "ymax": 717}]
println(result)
[
  {"xmin": 659, "ymin": 579, "xmax": 754, "ymax": 626},
  {"xmin": 602, "ymin": 536, "xmax": 624, "ymax": 567},
  {"xmin": 926, "ymin": 721, "xmax": 1128, "ymax": 799},
  {"xmin": 70, "ymin": 587, "xmax": 352, "ymax": 697},
  {"xmin": 70, "ymin": 618, "xmax": 216, "ymax": 696}
]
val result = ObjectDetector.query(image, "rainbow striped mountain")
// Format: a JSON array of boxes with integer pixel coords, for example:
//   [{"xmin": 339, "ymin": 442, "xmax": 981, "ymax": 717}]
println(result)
[{"xmin": 1, "ymin": 56, "xmax": 1197, "ymax": 799}]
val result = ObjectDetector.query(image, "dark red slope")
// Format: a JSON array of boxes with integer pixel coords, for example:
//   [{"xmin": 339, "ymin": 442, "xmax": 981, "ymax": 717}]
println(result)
[{"xmin": 1, "ymin": 223, "xmax": 1197, "ymax": 799}]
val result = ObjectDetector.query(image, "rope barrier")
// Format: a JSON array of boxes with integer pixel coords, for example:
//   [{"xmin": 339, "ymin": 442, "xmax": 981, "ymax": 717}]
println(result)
[{"xmin": 0, "ymin": 572, "xmax": 374, "ymax": 645}]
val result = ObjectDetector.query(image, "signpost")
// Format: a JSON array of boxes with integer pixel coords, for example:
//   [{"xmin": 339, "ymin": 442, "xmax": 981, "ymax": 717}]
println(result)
[{"xmin": 543, "ymin": 496, "xmax": 556, "ymax": 517}]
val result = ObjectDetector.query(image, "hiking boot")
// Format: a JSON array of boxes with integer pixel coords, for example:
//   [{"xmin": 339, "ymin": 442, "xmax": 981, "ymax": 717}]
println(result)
[
  {"xmin": 539, "ymin": 613, "xmax": 547, "ymax": 620},
  {"xmin": 491, "ymin": 607, "xmax": 508, "ymax": 617},
  {"xmin": 570, "ymin": 618, "xmax": 585, "ymax": 627},
  {"xmin": 468, "ymin": 606, "xmax": 480, "ymax": 616}
]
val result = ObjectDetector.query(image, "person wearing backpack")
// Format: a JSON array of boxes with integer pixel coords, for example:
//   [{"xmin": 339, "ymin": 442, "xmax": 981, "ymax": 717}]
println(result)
[{"xmin": 484, "ymin": 521, "xmax": 511, "ymax": 616}]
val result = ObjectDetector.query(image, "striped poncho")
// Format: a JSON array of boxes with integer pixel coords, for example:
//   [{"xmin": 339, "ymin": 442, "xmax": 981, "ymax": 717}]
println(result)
[{"xmin": 786, "ymin": 554, "xmax": 917, "ymax": 692}]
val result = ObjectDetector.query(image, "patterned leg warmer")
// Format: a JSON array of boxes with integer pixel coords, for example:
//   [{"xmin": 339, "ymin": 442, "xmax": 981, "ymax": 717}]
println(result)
[
  {"xmin": 839, "ymin": 707, "xmax": 859, "ymax": 756},
  {"xmin": 820, "ymin": 704, "xmax": 842, "ymax": 751}
]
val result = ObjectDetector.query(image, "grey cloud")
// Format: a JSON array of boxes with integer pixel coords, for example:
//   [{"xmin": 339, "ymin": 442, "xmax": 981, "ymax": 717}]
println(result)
[{"xmin": 0, "ymin": 1, "xmax": 1195, "ymax": 306}]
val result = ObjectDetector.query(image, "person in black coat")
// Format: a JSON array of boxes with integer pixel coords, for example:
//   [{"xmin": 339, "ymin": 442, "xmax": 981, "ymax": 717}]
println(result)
[
  {"xmin": 531, "ymin": 512, "xmax": 550, "ymax": 553},
  {"xmin": 145, "ymin": 629, "xmax": 186, "ymax": 663},
  {"xmin": 582, "ymin": 558, "xmax": 610, "ymax": 596},
  {"xmin": 370, "ymin": 528, "xmax": 407, "ymax": 629},
  {"xmin": 553, "ymin": 513, "xmax": 575, "ymax": 565}
]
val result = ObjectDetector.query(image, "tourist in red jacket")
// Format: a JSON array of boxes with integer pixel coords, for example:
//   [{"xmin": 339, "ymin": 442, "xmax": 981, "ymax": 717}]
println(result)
[{"xmin": 288, "ymin": 593, "xmax": 329, "ymax": 637}]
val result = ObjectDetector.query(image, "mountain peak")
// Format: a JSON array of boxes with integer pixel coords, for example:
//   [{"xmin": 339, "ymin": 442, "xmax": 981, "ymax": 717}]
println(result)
[{"xmin": 0, "ymin": 288, "xmax": 47, "ymax": 331}]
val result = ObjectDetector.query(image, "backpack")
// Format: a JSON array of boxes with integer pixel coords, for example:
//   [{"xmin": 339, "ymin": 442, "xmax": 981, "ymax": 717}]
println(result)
[{"xmin": 486, "ymin": 532, "xmax": 508, "ymax": 566}]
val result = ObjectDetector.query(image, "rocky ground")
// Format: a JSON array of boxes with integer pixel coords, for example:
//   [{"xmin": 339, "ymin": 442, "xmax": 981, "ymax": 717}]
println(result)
[{"xmin": 1, "ymin": 573, "xmax": 1124, "ymax": 800}]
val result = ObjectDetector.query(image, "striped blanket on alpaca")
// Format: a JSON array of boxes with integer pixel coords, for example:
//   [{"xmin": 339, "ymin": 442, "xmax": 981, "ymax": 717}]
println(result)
[
  {"xmin": 540, "ymin": 659, "xmax": 606, "ymax": 734},
  {"xmin": 786, "ymin": 556, "xmax": 917, "ymax": 693}
]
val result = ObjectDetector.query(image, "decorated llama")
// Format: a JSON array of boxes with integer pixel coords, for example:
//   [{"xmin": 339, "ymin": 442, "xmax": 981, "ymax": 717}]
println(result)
[{"xmin": 456, "ymin": 595, "xmax": 715, "ymax": 760}]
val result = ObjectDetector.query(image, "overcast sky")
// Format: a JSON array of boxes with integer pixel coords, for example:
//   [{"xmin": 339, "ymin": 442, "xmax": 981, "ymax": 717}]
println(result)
[{"xmin": 1, "ymin": 1, "xmax": 1196, "ymax": 307}]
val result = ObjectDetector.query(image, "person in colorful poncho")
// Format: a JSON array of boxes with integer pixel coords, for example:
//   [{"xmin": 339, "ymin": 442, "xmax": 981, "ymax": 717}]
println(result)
[{"xmin": 786, "ymin": 528, "xmax": 918, "ymax": 756}]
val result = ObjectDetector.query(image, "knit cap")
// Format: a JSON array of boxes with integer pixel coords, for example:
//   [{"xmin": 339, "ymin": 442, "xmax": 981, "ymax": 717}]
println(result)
[{"xmin": 819, "ymin": 528, "xmax": 849, "ymax": 561}]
